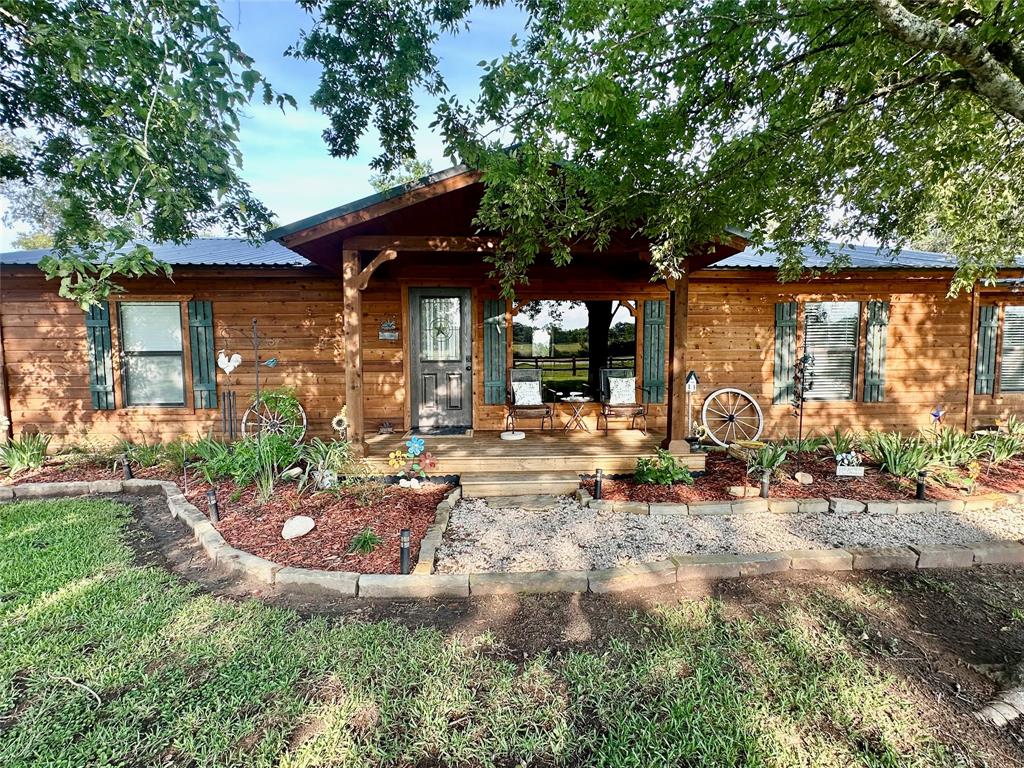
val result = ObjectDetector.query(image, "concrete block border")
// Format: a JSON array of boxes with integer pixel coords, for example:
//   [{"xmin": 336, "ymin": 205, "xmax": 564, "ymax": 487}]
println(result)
[
  {"xmin": 3, "ymin": 480, "xmax": 1024, "ymax": 599},
  {"xmin": 574, "ymin": 489, "xmax": 1020, "ymax": 519}
]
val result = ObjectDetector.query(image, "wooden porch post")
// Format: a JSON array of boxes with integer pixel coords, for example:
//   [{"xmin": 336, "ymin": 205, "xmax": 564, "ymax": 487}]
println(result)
[
  {"xmin": 342, "ymin": 248, "xmax": 365, "ymax": 455},
  {"xmin": 662, "ymin": 269, "xmax": 691, "ymax": 454}
]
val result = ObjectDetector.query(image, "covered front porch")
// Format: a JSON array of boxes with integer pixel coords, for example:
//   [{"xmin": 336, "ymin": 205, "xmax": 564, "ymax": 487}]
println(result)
[{"xmin": 363, "ymin": 429, "xmax": 705, "ymax": 476}]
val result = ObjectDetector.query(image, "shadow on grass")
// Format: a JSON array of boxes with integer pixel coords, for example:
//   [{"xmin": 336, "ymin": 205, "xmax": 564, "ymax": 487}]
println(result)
[{"xmin": 4, "ymin": 497, "xmax": 1024, "ymax": 766}]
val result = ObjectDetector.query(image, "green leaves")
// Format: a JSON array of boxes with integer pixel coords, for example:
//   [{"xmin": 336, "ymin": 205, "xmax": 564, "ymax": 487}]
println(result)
[
  {"xmin": 1, "ymin": 0, "xmax": 294, "ymax": 307},
  {"xmin": 299, "ymin": 0, "xmax": 1024, "ymax": 295}
]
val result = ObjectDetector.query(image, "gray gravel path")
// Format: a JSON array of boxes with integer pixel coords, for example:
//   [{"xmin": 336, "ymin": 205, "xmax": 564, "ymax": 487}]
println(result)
[{"xmin": 434, "ymin": 496, "xmax": 1024, "ymax": 573}]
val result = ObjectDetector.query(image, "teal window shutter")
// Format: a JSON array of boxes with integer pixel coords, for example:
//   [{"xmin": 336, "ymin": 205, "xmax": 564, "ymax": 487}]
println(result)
[
  {"xmin": 188, "ymin": 300, "xmax": 217, "ymax": 409},
  {"xmin": 976, "ymin": 305, "xmax": 998, "ymax": 395},
  {"xmin": 85, "ymin": 301, "xmax": 115, "ymax": 410},
  {"xmin": 642, "ymin": 300, "xmax": 667, "ymax": 403},
  {"xmin": 863, "ymin": 300, "xmax": 890, "ymax": 402},
  {"xmin": 773, "ymin": 302, "xmax": 798, "ymax": 405},
  {"xmin": 483, "ymin": 300, "xmax": 506, "ymax": 405}
]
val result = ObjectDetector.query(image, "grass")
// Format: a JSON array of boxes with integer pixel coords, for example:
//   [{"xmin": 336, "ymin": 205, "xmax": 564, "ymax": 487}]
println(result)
[{"xmin": 0, "ymin": 499, "xmax": 975, "ymax": 766}]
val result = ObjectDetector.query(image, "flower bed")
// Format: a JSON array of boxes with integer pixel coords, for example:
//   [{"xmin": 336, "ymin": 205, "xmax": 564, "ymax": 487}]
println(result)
[
  {"xmin": 584, "ymin": 452, "xmax": 1024, "ymax": 503},
  {"xmin": 3, "ymin": 463, "xmax": 450, "ymax": 574}
]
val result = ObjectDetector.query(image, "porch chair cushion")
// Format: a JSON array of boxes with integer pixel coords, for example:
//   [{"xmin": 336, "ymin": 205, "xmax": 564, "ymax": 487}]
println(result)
[
  {"xmin": 512, "ymin": 380, "xmax": 544, "ymax": 406},
  {"xmin": 607, "ymin": 376, "xmax": 637, "ymax": 405}
]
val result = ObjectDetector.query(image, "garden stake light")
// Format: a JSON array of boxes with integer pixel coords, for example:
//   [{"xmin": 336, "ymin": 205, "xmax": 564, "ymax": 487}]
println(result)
[
  {"xmin": 594, "ymin": 468, "xmax": 603, "ymax": 500},
  {"xmin": 121, "ymin": 455, "xmax": 132, "ymax": 480},
  {"xmin": 916, "ymin": 471, "xmax": 928, "ymax": 501},
  {"xmin": 400, "ymin": 529, "xmax": 411, "ymax": 574},
  {"xmin": 206, "ymin": 489, "xmax": 220, "ymax": 523}
]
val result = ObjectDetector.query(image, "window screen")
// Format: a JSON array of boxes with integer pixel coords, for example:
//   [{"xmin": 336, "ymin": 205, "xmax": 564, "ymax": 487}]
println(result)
[
  {"xmin": 803, "ymin": 301, "xmax": 860, "ymax": 401},
  {"xmin": 1000, "ymin": 306, "xmax": 1024, "ymax": 392},
  {"xmin": 118, "ymin": 302, "xmax": 185, "ymax": 406}
]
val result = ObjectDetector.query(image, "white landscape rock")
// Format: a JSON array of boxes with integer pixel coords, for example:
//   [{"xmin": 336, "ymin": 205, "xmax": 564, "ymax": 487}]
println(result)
[
  {"xmin": 794, "ymin": 472, "xmax": 814, "ymax": 486},
  {"xmin": 433, "ymin": 495, "xmax": 1024, "ymax": 574},
  {"xmin": 281, "ymin": 515, "xmax": 315, "ymax": 540}
]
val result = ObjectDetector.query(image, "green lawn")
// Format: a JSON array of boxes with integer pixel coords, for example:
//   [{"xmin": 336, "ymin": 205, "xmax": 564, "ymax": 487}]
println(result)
[{"xmin": 0, "ymin": 498, "xmax": 981, "ymax": 766}]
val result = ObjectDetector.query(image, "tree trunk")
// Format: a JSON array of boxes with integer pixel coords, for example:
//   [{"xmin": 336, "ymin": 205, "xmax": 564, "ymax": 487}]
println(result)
[{"xmin": 585, "ymin": 301, "xmax": 614, "ymax": 396}]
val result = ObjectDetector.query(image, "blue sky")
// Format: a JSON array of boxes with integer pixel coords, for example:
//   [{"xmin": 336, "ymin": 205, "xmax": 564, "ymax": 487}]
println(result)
[
  {"xmin": 220, "ymin": 0, "xmax": 523, "ymax": 229},
  {"xmin": 0, "ymin": 0, "xmax": 524, "ymax": 249}
]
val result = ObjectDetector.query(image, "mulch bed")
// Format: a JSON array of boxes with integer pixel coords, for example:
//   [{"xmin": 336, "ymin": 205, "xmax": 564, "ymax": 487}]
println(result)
[
  {"xmin": 584, "ymin": 451, "xmax": 1024, "ymax": 504},
  {"xmin": 4, "ymin": 462, "xmax": 450, "ymax": 574}
]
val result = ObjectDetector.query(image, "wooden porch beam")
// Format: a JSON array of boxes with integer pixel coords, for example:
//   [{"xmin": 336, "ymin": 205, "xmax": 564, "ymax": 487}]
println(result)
[
  {"xmin": 662, "ymin": 265, "xmax": 691, "ymax": 454},
  {"xmin": 342, "ymin": 248, "xmax": 365, "ymax": 455},
  {"xmin": 342, "ymin": 234, "xmax": 622, "ymax": 254},
  {"xmin": 351, "ymin": 249, "xmax": 398, "ymax": 291}
]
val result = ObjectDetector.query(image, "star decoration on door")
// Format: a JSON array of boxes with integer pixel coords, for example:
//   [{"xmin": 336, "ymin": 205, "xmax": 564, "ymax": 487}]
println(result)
[{"xmin": 433, "ymin": 315, "xmax": 454, "ymax": 342}]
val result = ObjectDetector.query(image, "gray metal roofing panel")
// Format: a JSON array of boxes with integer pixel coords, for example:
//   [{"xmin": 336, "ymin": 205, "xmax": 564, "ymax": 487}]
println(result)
[
  {"xmin": 0, "ymin": 238, "xmax": 308, "ymax": 267},
  {"xmin": 712, "ymin": 242, "xmax": 954, "ymax": 270}
]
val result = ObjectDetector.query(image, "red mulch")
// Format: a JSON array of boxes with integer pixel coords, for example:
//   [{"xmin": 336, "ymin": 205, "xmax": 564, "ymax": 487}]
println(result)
[
  {"xmin": 4, "ymin": 462, "xmax": 449, "ymax": 574},
  {"xmin": 584, "ymin": 452, "xmax": 1024, "ymax": 503},
  {"xmin": 191, "ymin": 481, "xmax": 449, "ymax": 574}
]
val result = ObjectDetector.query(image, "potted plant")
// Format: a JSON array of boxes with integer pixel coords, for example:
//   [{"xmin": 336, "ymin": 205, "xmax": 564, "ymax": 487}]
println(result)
[{"xmin": 745, "ymin": 444, "xmax": 789, "ymax": 498}]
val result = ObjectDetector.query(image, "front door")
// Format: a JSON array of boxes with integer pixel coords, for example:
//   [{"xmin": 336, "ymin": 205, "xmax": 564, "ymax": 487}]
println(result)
[{"xmin": 409, "ymin": 288, "xmax": 472, "ymax": 429}]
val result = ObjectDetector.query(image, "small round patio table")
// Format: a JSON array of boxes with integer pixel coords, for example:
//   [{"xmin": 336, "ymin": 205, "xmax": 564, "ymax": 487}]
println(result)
[{"xmin": 560, "ymin": 396, "xmax": 592, "ymax": 432}]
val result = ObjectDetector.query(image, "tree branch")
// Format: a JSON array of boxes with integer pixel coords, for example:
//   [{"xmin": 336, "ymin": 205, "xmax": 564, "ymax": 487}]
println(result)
[{"xmin": 867, "ymin": 0, "xmax": 1024, "ymax": 122}]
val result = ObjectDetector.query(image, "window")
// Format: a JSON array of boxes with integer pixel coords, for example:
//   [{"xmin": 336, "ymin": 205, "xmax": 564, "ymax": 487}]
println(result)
[
  {"xmin": 803, "ymin": 301, "xmax": 860, "ymax": 400},
  {"xmin": 1001, "ymin": 306, "xmax": 1024, "ymax": 392},
  {"xmin": 118, "ymin": 302, "xmax": 186, "ymax": 406},
  {"xmin": 419, "ymin": 296, "xmax": 462, "ymax": 361}
]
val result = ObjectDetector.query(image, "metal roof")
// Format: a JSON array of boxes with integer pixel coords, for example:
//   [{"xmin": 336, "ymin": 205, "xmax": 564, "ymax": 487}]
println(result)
[
  {"xmin": 712, "ymin": 241, "xmax": 954, "ymax": 270},
  {"xmin": 0, "ymin": 238, "xmax": 307, "ymax": 267},
  {"xmin": 265, "ymin": 164, "xmax": 476, "ymax": 243}
]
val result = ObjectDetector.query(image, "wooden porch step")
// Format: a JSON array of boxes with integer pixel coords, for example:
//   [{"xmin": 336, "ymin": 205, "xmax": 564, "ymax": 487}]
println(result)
[{"xmin": 459, "ymin": 471, "xmax": 582, "ymax": 498}]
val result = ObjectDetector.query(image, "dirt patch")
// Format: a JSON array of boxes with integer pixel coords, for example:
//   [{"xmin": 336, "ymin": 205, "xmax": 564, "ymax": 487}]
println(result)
[{"xmin": 586, "ymin": 452, "xmax": 1024, "ymax": 503}]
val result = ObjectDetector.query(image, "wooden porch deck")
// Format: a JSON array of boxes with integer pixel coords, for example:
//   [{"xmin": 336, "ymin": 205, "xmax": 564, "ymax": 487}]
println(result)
[{"xmin": 363, "ymin": 430, "xmax": 705, "ymax": 475}]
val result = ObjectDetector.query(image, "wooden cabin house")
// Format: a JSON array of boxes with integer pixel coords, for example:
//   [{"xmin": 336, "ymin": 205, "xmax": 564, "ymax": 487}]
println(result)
[{"xmin": 1, "ymin": 166, "xmax": 1021, "ymax": 490}]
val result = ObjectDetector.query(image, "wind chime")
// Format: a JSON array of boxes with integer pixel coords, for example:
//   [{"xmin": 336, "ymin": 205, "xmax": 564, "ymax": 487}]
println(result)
[
  {"xmin": 792, "ymin": 331, "xmax": 815, "ymax": 476},
  {"xmin": 217, "ymin": 318, "xmax": 279, "ymax": 441}
]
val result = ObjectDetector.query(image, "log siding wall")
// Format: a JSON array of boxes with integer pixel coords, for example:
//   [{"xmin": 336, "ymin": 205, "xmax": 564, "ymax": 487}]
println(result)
[
  {"xmin": 0, "ymin": 266, "xmax": 346, "ymax": 445},
  {"xmin": 3, "ymin": 262, "xmax": 1023, "ymax": 446}
]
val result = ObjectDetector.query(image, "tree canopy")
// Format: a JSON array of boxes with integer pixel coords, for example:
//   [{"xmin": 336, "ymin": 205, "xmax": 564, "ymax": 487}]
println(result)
[
  {"xmin": 1, "ymin": 0, "xmax": 293, "ymax": 306},
  {"xmin": 368, "ymin": 157, "xmax": 435, "ymax": 192},
  {"xmin": 296, "ymin": 0, "xmax": 1024, "ymax": 295}
]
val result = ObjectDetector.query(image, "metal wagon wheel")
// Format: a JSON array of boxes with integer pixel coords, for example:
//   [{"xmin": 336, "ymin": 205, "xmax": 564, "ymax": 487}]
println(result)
[
  {"xmin": 241, "ymin": 392, "xmax": 307, "ymax": 444},
  {"xmin": 700, "ymin": 387, "xmax": 764, "ymax": 447}
]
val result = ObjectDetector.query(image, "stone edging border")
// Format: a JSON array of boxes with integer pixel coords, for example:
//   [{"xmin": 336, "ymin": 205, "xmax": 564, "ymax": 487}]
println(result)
[
  {"xmin": 574, "ymin": 487, "xmax": 1024, "ymax": 515},
  {"xmin": 3, "ymin": 480, "xmax": 1024, "ymax": 599}
]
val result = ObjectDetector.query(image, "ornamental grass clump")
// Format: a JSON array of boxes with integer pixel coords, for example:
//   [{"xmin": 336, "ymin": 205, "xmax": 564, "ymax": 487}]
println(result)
[
  {"xmin": 745, "ymin": 444, "xmax": 788, "ymax": 496},
  {"xmin": 635, "ymin": 449, "xmax": 694, "ymax": 485},
  {"xmin": 861, "ymin": 431, "xmax": 931, "ymax": 478},
  {"xmin": 0, "ymin": 433, "xmax": 51, "ymax": 477}
]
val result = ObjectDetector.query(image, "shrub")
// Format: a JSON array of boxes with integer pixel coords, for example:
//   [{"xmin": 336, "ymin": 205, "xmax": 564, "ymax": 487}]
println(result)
[
  {"xmin": 780, "ymin": 435, "xmax": 827, "ymax": 453},
  {"xmin": 861, "ymin": 431, "xmax": 930, "ymax": 478},
  {"xmin": 115, "ymin": 438, "xmax": 168, "ymax": 470},
  {"xmin": 635, "ymin": 449, "xmax": 694, "ymax": 485},
  {"xmin": 349, "ymin": 527, "xmax": 381, "ymax": 554},
  {"xmin": 298, "ymin": 438, "xmax": 357, "ymax": 494},
  {"xmin": 924, "ymin": 426, "xmax": 986, "ymax": 469},
  {"xmin": 229, "ymin": 434, "xmax": 301, "ymax": 490},
  {"xmin": 191, "ymin": 437, "xmax": 234, "ymax": 484},
  {"xmin": 826, "ymin": 427, "xmax": 859, "ymax": 457},
  {"xmin": 981, "ymin": 432, "xmax": 1024, "ymax": 466},
  {"xmin": 247, "ymin": 388, "xmax": 305, "ymax": 443},
  {"xmin": 745, "ymin": 444, "xmax": 788, "ymax": 478},
  {"xmin": 0, "ymin": 433, "xmax": 52, "ymax": 476}
]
